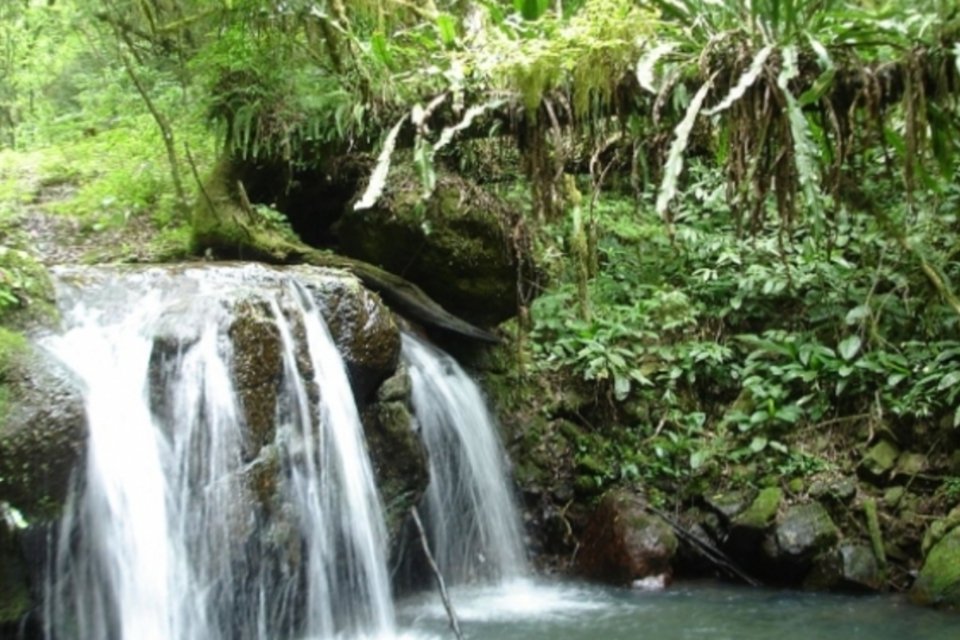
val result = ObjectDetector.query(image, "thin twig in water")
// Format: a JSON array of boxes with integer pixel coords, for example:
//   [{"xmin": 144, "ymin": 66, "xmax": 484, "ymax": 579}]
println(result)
[{"xmin": 411, "ymin": 507, "xmax": 464, "ymax": 640}]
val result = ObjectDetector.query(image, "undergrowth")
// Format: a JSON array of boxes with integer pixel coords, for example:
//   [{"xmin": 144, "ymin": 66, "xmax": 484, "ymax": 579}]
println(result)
[{"xmin": 522, "ymin": 161, "xmax": 960, "ymax": 498}]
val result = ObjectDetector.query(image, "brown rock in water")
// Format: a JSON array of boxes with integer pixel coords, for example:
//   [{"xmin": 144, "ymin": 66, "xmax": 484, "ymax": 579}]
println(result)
[{"xmin": 576, "ymin": 489, "xmax": 677, "ymax": 586}]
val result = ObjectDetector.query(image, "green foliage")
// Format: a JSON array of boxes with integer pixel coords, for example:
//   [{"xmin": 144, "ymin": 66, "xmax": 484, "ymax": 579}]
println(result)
[{"xmin": 527, "ymin": 159, "xmax": 960, "ymax": 493}]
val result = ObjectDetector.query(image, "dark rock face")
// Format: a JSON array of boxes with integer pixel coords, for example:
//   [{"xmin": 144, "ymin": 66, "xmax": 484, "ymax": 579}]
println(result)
[
  {"xmin": 576, "ymin": 489, "xmax": 678, "ymax": 585},
  {"xmin": 338, "ymin": 165, "xmax": 525, "ymax": 326}
]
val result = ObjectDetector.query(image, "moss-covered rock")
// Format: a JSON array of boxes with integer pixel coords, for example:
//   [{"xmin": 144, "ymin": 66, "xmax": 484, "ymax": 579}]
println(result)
[
  {"xmin": 912, "ymin": 524, "xmax": 960, "ymax": 608},
  {"xmin": 0, "ymin": 517, "xmax": 29, "ymax": 627},
  {"xmin": 0, "ymin": 338, "xmax": 86, "ymax": 520},
  {"xmin": 859, "ymin": 440, "xmax": 900, "ymax": 479},
  {"xmin": 774, "ymin": 502, "xmax": 839, "ymax": 561},
  {"xmin": 339, "ymin": 162, "xmax": 526, "ymax": 326},
  {"xmin": 362, "ymin": 366, "xmax": 428, "ymax": 541},
  {"xmin": 732, "ymin": 487, "xmax": 783, "ymax": 531}
]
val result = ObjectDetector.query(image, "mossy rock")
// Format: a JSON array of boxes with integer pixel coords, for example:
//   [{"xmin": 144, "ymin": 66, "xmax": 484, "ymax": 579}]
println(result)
[
  {"xmin": 339, "ymin": 162, "xmax": 526, "ymax": 326},
  {"xmin": 0, "ymin": 338, "xmax": 86, "ymax": 521},
  {"xmin": 361, "ymin": 366, "xmax": 428, "ymax": 542},
  {"xmin": 732, "ymin": 487, "xmax": 783, "ymax": 531},
  {"xmin": 0, "ymin": 521, "xmax": 29, "ymax": 626},
  {"xmin": 0, "ymin": 245, "xmax": 57, "ymax": 332},
  {"xmin": 774, "ymin": 502, "xmax": 839, "ymax": 561},
  {"xmin": 912, "ymin": 525, "xmax": 960, "ymax": 608},
  {"xmin": 859, "ymin": 440, "xmax": 899, "ymax": 479}
]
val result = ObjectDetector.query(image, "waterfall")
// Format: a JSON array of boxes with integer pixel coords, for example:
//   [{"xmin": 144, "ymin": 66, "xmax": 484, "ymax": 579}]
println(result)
[
  {"xmin": 402, "ymin": 333, "xmax": 527, "ymax": 584},
  {"xmin": 43, "ymin": 265, "xmax": 395, "ymax": 640}
]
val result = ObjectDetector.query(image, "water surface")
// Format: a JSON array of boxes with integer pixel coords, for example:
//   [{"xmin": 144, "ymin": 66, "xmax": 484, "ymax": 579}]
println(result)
[{"xmin": 397, "ymin": 580, "xmax": 959, "ymax": 640}]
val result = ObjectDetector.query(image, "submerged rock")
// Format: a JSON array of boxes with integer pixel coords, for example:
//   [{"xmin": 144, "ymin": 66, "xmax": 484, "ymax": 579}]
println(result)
[{"xmin": 576, "ymin": 489, "xmax": 678, "ymax": 585}]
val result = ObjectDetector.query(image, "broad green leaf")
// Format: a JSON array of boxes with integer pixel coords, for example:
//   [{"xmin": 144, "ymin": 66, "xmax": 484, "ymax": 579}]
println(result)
[
  {"xmin": 436, "ymin": 13, "xmax": 458, "ymax": 47},
  {"xmin": 937, "ymin": 371, "xmax": 960, "ymax": 391},
  {"xmin": 749, "ymin": 436, "xmax": 768, "ymax": 452},
  {"xmin": 656, "ymin": 76, "xmax": 714, "ymax": 218},
  {"xmin": 515, "ymin": 0, "xmax": 549, "ymax": 20},
  {"xmin": 614, "ymin": 375, "xmax": 631, "ymax": 400},
  {"xmin": 845, "ymin": 304, "xmax": 870, "ymax": 325},
  {"xmin": 690, "ymin": 449, "xmax": 709, "ymax": 470},
  {"xmin": 838, "ymin": 335, "xmax": 862, "ymax": 361}
]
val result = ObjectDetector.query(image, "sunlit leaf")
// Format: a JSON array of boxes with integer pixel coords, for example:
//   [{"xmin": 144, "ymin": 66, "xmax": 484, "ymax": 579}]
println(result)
[
  {"xmin": 354, "ymin": 115, "xmax": 406, "ymax": 210},
  {"xmin": 838, "ymin": 335, "xmax": 862, "ymax": 361},
  {"xmin": 704, "ymin": 45, "xmax": 772, "ymax": 116},
  {"xmin": 656, "ymin": 77, "xmax": 714, "ymax": 218}
]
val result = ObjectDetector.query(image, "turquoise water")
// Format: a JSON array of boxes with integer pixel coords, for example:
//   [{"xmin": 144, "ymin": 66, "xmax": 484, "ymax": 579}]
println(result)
[{"xmin": 397, "ymin": 579, "xmax": 959, "ymax": 640}]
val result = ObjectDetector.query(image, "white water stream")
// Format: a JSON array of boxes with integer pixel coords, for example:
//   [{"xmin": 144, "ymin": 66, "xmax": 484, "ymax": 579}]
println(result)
[
  {"xmin": 402, "ymin": 333, "xmax": 527, "ymax": 584},
  {"xmin": 43, "ymin": 265, "xmax": 395, "ymax": 640}
]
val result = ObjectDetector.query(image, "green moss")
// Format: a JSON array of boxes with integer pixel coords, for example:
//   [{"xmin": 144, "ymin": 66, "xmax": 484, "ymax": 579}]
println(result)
[
  {"xmin": 733, "ymin": 487, "xmax": 782, "ymax": 530},
  {"xmin": 0, "ymin": 245, "xmax": 57, "ymax": 331},
  {"xmin": 0, "ymin": 327, "xmax": 27, "ymax": 421},
  {"xmin": 913, "ymin": 526, "xmax": 960, "ymax": 608}
]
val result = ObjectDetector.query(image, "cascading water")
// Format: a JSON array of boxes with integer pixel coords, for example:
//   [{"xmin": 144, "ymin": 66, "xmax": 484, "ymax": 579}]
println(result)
[
  {"xmin": 43, "ymin": 264, "xmax": 395, "ymax": 640},
  {"xmin": 401, "ymin": 333, "xmax": 527, "ymax": 585}
]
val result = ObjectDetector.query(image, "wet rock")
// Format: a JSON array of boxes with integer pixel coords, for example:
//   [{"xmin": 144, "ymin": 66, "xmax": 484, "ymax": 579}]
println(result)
[
  {"xmin": 809, "ymin": 476, "xmax": 857, "ymax": 504},
  {"xmin": 294, "ymin": 267, "xmax": 401, "ymax": 404},
  {"xmin": 705, "ymin": 489, "xmax": 756, "ymax": 521},
  {"xmin": 912, "ymin": 524, "xmax": 960, "ymax": 608},
  {"xmin": 0, "ymin": 517, "xmax": 29, "ymax": 626},
  {"xmin": 731, "ymin": 487, "xmax": 782, "ymax": 532},
  {"xmin": 806, "ymin": 543, "xmax": 883, "ymax": 591},
  {"xmin": 859, "ymin": 440, "xmax": 899, "ymax": 479},
  {"xmin": 339, "ymin": 163, "xmax": 526, "ymax": 326},
  {"xmin": 774, "ymin": 502, "xmax": 839, "ymax": 561},
  {"xmin": 227, "ymin": 299, "xmax": 285, "ymax": 458},
  {"xmin": 362, "ymin": 366, "xmax": 428, "ymax": 541},
  {"xmin": 576, "ymin": 489, "xmax": 678, "ymax": 586},
  {"xmin": 0, "ymin": 343, "xmax": 86, "ymax": 520}
]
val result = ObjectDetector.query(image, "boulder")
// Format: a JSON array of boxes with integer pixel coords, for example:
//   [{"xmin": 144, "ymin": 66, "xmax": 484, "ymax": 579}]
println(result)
[
  {"xmin": 912, "ymin": 524, "xmax": 960, "ymax": 608},
  {"xmin": 774, "ymin": 502, "xmax": 840, "ymax": 562},
  {"xmin": 576, "ymin": 489, "xmax": 678, "ymax": 585},
  {"xmin": 338, "ymin": 163, "xmax": 526, "ymax": 326},
  {"xmin": 0, "ymin": 341, "xmax": 86, "ymax": 521},
  {"xmin": 859, "ymin": 440, "xmax": 899, "ymax": 479},
  {"xmin": 806, "ymin": 542, "xmax": 883, "ymax": 592}
]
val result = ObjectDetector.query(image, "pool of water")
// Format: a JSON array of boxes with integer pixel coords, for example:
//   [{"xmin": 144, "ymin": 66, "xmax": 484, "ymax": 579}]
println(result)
[{"xmin": 396, "ymin": 579, "xmax": 959, "ymax": 640}]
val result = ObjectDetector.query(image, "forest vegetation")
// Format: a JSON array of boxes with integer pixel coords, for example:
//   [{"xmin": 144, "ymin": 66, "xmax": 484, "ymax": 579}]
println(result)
[{"xmin": 2, "ymin": 0, "xmax": 960, "ymax": 601}]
